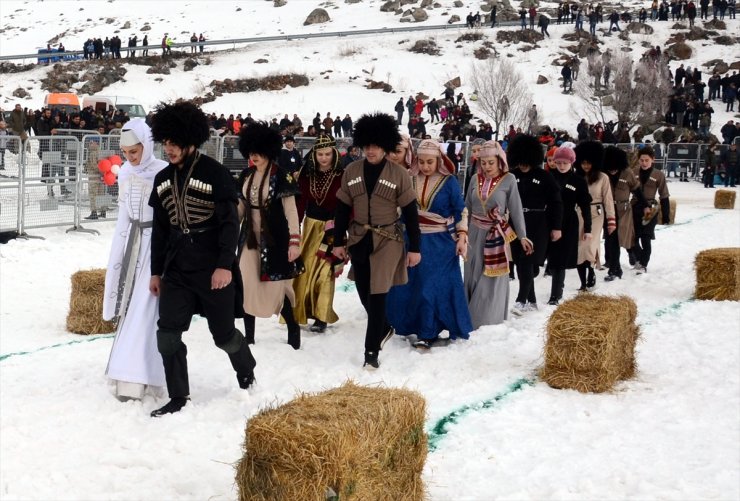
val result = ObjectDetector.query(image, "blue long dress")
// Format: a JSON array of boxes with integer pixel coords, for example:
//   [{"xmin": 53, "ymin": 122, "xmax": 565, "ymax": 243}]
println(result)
[{"xmin": 387, "ymin": 174, "xmax": 473, "ymax": 340}]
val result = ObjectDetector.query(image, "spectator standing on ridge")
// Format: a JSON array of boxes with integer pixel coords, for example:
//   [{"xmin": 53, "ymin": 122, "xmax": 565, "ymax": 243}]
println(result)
[
  {"xmin": 341, "ymin": 114, "xmax": 353, "ymax": 137},
  {"xmin": 278, "ymin": 134, "xmax": 302, "ymax": 178},
  {"xmin": 539, "ymin": 13, "xmax": 551, "ymax": 36},
  {"xmin": 190, "ymin": 33, "xmax": 197, "ymax": 54},
  {"xmin": 199, "ymin": 34, "xmax": 206, "ymax": 53},
  {"xmin": 529, "ymin": 5, "xmax": 537, "ymax": 28},
  {"xmin": 142, "ymin": 35, "xmax": 148, "ymax": 56},
  {"xmin": 395, "ymin": 98, "xmax": 404, "ymax": 125}
]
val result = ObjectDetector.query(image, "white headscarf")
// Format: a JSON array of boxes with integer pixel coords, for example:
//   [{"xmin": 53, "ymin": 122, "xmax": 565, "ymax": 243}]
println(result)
[{"xmin": 117, "ymin": 118, "xmax": 167, "ymax": 184}]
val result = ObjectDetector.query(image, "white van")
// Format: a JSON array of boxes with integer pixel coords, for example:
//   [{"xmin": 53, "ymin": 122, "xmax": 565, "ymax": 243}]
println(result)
[{"xmin": 81, "ymin": 95, "xmax": 147, "ymax": 119}]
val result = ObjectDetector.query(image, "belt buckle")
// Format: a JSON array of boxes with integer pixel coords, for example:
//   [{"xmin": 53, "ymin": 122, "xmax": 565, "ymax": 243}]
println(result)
[{"xmin": 182, "ymin": 228, "xmax": 190, "ymax": 234}]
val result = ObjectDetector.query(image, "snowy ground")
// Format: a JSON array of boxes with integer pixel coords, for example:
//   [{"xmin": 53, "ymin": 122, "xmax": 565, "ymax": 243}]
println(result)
[
  {"xmin": 1, "ymin": 1, "xmax": 739, "ymax": 140},
  {"xmin": 1, "ymin": 179, "xmax": 738, "ymax": 500},
  {"xmin": 1, "ymin": 1, "xmax": 740, "ymax": 499}
]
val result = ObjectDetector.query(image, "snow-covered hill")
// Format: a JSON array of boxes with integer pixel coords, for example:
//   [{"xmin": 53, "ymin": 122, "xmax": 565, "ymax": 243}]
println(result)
[{"xmin": 1, "ymin": 0, "xmax": 738, "ymax": 138}]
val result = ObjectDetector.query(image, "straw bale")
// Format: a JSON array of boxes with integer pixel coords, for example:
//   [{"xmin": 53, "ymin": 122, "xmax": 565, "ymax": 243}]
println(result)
[
  {"xmin": 66, "ymin": 269, "xmax": 116, "ymax": 335},
  {"xmin": 236, "ymin": 381, "xmax": 427, "ymax": 501},
  {"xmin": 694, "ymin": 247, "xmax": 740, "ymax": 301},
  {"xmin": 713, "ymin": 189, "xmax": 736, "ymax": 209},
  {"xmin": 656, "ymin": 198, "xmax": 677, "ymax": 224},
  {"xmin": 541, "ymin": 294, "xmax": 639, "ymax": 393}
]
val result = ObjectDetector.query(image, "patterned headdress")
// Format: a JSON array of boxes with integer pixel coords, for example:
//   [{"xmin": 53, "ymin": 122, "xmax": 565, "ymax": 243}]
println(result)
[
  {"xmin": 396, "ymin": 134, "xmax": 415, "ymax": 168},
  {"xmin": 410, "ymin": 139, "xmax": 454, "ymax": 176},
  {"xmin": 478, "ymin": 140, "xmax": 509, "ymax": 172},
  {"xmin": 308, "ymin": 133, "xmax": 340, "ymax": 173}
]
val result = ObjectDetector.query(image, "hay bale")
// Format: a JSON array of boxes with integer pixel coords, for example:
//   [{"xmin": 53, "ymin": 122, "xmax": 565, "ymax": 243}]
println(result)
[
  {"xmin": 656, "ymin": 198, "xmax": 677, "ymax": 224},
  {"xmin": 541, "ymin": 294, "xmax": 639, "ymax": 393},
  {"xmin": 66, "ymin": 269, "xmax": 116, "ymax": 334},
  {"xmin": 694, "ymin": 248, "xmax": 740, "ymax": 301},
  {"xmin": 714, "ymin": 189, "xmax": 736, "ymax": 209},
  {"xmin": 236, "ymin": 381, "xmax": 427, "ymax": 501}
]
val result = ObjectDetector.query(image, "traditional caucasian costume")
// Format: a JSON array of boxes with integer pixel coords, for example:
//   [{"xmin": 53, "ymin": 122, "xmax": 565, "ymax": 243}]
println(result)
[
  {"xmin": 386, "ymin": 139, "xmax": 473, "ymax": 345},
  {"xmin": 546, "ymin": 146, "xmax": 592, "ymax": 305},
  {"xmin": 292, "ymin": 134, "xmax": 344, "ymax": 332},
  {"xmin": 575, "ymin": 141, "xmax": 616, "ymax": 290},
  {"xmin": 237, "ymin": 123, "xmax": 304, "ymax": 349},
  {"xmin": 464, "ymin": 140, "xmax": 529, "ymax": 328},
  {"xmin": 508, "ymin": 134, "xmax": 563, "ymax": 312},
  {"xmin": 148, "ymin": 102, "xmax": 256, "ymax": 417},
  {"xmin": 103, "ymin": 119, "xmax": 167, "ymax": 400},
  {"xmin": 333, "ymin": 113, "xmax": 421, "ymax": 368},
  {"xmin": 603, "ymin": 146, "xmax": 645, "ymax": 281}
]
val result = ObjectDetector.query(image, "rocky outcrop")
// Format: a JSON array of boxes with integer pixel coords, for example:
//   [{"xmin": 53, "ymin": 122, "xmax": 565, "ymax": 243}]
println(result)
[
  {"xmin": 497, "ymin": 29, "xmax": 544, "ymax": 44},
  {"xmin": 409, "ymin": 39, "xmax": 441, "ymax": 55},
  {"xmin": 79, "ymin": 65, "xmax": 127, "ymax": 94},
  {"xmin": 666, "ymin": 42, "xmax": 692, "ymax": 60},
  {"xmin": 366, "ymin": 79, "xmax": 393, "ymax": 92},
  {"xmin": 304, "ymin": 8, "xmax": 330, "ymax": 25},
  {"xmin": 624, "ymin": 22, "xmax": 653, "ymax": 34},
  {"xmin": 411, "ymin": 8, "xmax": 428, "ymax": 21},
  {"xmin": 183, "ymin": 58, "xmax": 199, "ymax": 71}
]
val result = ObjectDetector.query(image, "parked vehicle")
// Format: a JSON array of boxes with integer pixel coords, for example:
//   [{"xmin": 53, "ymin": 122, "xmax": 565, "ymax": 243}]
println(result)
[
  {"xmin": 81, "ymin": 95, "xmax": 147, "ymax": 119},
  {"xmin": 44, "ymin": 93, "xmax": 81, "ymax": 116}
]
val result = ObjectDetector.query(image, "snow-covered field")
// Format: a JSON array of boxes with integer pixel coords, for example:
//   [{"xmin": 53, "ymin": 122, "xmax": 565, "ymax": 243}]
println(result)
[
  {"xmin": 1, "ymin": 178, "xmax": 738, "ymax": 500},
  {"xmin": 2, "ymin": 1, "xmax": 740, "ymax": 500},
  {"xmin": 1, "ymin": 0, "xmax": 738, "ymax": 139}
]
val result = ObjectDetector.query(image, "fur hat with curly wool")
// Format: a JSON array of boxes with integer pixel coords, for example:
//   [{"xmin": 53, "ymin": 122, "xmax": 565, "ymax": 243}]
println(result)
[
  {"xmin": 574, "ymin": 140, "xmax": 605, "ymax": 173},
  {"xmin": 506, "ymin": 133, "xmax": 544, "ymax": 169},
  {"xmin": 351, "ymin": 112, "xmax": 401, "ymax": 153},
  {"xmin": 150, "ymin": 101, "xmax": 210, "ymax": 148},
  {"xmin": 602, "ymin": 145, "xmax": 629, "ymax": 172},
  {"xmin": 238, "ymin": 121, "xmax": 283, "ymax": 161}
]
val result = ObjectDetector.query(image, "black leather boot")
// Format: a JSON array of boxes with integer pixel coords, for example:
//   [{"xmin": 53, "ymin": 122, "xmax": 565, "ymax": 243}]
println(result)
[
  {"xmin": 280, "ymin": 296, "xmax": 300, "ymax": 350},
  {"xmin": 243, "ymin": 314, "xmax": 255, "ymax": 345},
  {"xmin": 150, "ymin": 397, "xmax": 189, "ymax": 417}
]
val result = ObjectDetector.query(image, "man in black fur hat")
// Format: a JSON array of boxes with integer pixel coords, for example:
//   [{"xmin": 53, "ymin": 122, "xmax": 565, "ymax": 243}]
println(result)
[
  {"xmin": 332, "ymin": 112, "xmax": 421, "ymax": 369},
  {"xmin": 629, "ymin": 145, "xmax": 670, "ymax": 274},
  {"xmin": 603, "ymin": 146, "xmax": 646, "ymax": 281},
  {"xmin": 507, "ymin": 134, "xmax": 563, "ymax": 314},
  {"xmin": 147, "ymin": 101, "xmax": 256, "ymax": 417}
]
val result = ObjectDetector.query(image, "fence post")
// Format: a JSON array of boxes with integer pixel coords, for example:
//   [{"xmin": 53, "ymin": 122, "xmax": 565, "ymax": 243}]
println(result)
[
  {"xmin": 16, "ymin": 140, "xmax": 26, "ymax": 236},
  {"xmin": 67, "ymin": 136, "xmax": 98, "ymax": 235},
  {"xmin": 16, "ymin": 139, "xmax": 44, "ymax": 240}
]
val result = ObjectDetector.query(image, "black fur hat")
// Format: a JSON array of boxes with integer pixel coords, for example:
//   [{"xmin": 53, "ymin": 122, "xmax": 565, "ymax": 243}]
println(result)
[
  {"xmin": 574, "ymin": 140, "xmax": 605, "ymax": 173},
  {"xmin": 150, "ymin": 101, "xmax": 210, "ymax": 148},
  {"xmin": 351, "ymin": 112, "xmax": 401, "ymax": 153},
  {"xmin": 602, "ymin": 145, "xmax": 628, "ymax": 172},
  {"xmin": 506, "ymin": 134, "xmax": 544, "ymax": 169},
  {"xmin": 239, "ymin": 121, "xmax": 283, "ymax": 161}
]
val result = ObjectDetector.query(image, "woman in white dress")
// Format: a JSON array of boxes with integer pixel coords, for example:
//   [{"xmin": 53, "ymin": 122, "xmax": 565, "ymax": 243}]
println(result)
[{"xmin": 103, "ymin": 119, "xmax": 168, "ymax": 400}]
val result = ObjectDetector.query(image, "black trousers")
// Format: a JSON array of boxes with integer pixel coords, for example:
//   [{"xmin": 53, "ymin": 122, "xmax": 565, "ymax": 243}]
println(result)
[
  {"xmin": 604, "ymin": 228, "xmax": 622, "ymax": 274},
  {"xmin": 515, "ymin": 260, "xmax": 539, "ymax": 304},
  {"xmin": 549, "ymin": 268, "xmax": 566, "ymax": 300},
  {"xmin": 350, "ymin": 235, "xmax": 389, "ymax": 353},
  {"xmin": 158, "ymin": 267, "xmax": 255, "ymax": 398},
  {"xmin": 631, "ymin": 236, "xmax": 652, "ymax": 267}
]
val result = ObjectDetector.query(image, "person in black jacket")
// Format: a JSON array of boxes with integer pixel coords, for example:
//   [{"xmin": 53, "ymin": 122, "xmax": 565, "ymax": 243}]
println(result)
[
  {"xmin": 546, "ymin": 146, "xmax": 591, "ymax": 305},
  {"xmin": 147, "ymin": 102, "xmax": 256, "ymax": 417},
  {"xmin": 508, "ymin": 134, "xmax": 563, "ymax": 314},
  {"xmin": 278, "ymin": 135, "xmax": 303, "ymax": 178}
]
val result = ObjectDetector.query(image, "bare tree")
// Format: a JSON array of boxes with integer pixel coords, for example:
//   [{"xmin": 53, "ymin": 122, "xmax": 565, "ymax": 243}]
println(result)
[
  {"xmin": 468, "ymin": 57, "xmax": 533, "ymax": 139},
  {"xmin": 575, "ymin": 54, "xmax": 671, "ymax": 131},
  {"xmin": 612, "ymin": 55, "xmax": 671, "ymax": 127},
  {"xmin": 572, "ymin": 75, "xmax": 612, "ymax": 127}
]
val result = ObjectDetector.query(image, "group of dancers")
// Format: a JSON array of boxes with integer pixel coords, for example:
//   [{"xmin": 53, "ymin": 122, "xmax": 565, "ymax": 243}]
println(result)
[{"xmin": 101, "ymin": 103, "xmax": 670, "ymax": 416}]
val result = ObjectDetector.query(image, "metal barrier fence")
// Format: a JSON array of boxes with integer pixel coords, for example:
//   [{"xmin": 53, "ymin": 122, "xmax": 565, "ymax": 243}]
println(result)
[{"xmin": 0, "ymin": 138, "xmax": 731, "ymax": 237}]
